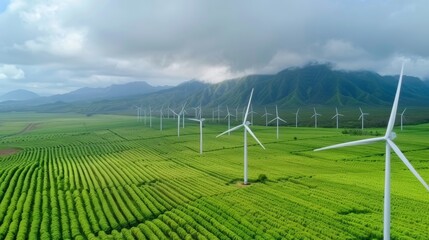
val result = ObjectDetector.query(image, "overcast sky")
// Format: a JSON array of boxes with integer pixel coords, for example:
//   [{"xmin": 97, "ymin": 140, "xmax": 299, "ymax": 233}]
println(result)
[{"xmin": 0, "ymin": 0, "xmax": 429, "ymax": 95}]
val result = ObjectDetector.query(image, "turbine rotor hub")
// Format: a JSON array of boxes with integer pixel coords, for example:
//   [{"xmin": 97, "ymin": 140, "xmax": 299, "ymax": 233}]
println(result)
[{"xmin": 389, "ymin": 132, "xmax": 397, "ymax": 140}]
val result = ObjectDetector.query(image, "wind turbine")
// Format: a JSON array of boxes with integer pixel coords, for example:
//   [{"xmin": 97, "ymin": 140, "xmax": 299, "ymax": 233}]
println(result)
[
  {"xmin": 224, "ymin": 106, "xmax": 234, "ymax": 135},
  {"xmin": 170, "ymin": 103, "xmax": 187, "ymax": 137},
  {"xmin": 159, "ymin": 107, "xmax": 163, "ymax": 131},
  {"xmin": 215, "ymin": 105, "xmax": 222, "ymax": 123},
  {"xmin": 261, "ymin": 107, "xmax": 273, "ymax": 126},
  {"xmin": 359, "ymin": 107, "xmax": 369, "ymax": 130},
  {"xmin": 314, "ymin": 64, "xmax": 429, "ymax": 239},
  {"xmin": 249, "ymin": 105, "xmax": 257, "ymax": 125},
  {"xmin": 311, "ymin": 108, "xmax": 321, "ymax": 128},
  {"xmin": 268, "ymin": 105, "xmax": 287, "ymax": 140},
  {"xmin": 182, "ymin": 108, "xmax": 187, "ymax": 128},
  {"xmin": 134, "ymin": 105, "xmax": 142, "ymax": 122},
  {"xmin": 399, "ymin": 108, "xmax": 406, "ymax": 131},
  {"xmin": 143, "ymin": 109, "xmax": 147, "ymax": 125},
  {"xmin": 193, "ymin": 106, "xmax": 201, "ymax": 119},
  {"xmin": 149, "ymin": 106, "xmax": 152, "ymax": 128},
  {"xmin": 189, "ymin": 116, "xmax": 205, "ymax": 155},
  {"xmin": 235, "ymin": 106, "xmax": 239, "ymax": 122},
  {"xmin": 217, "ymin": 88, "xmax": 265, "ymax": 185},
  {"xmin": 294, "ymin": 108, "xmax": 300, "ymax": 128},
  {"xmin": 332, "ymin": 107, "xmax": 344, "ymax": 129}
]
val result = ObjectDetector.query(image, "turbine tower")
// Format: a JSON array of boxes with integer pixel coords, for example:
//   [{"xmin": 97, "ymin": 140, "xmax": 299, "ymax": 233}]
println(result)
[
  {"xmin": 359, "ymin": 107, "xmax": 369, "ymax": 130},
  {"xmin": 314, "ymin": 63, "xmax": 429, "ymax": 240},
  {"xmin": 217, "ymin": 88, "xmax": 265, "ymax": 185},
  {"xmin": 399, "ymin": 108, "xmax": 406, "ymax": 131},
  {"xmin": 332, "ymin": 107, "xmax": 344, "ymax": 129},
  {"xmin": 311, "ymin": 108, "xmax": 321, "ymax": 128},
  {"xmin": 235, "ymin": 106, "xmax": 239, "ymax": 122},
  {"xmin": 134, "ymin": 105, "xmax": 142, "ymax": 122},
  {"xmin": 268, "ymin": 105, "xmax": 287, "ymax": 140},
  {"xmin": 294, "ymin": 108, "xmax": 300, "ymax": 128},
  {"xmin": 261, "ymin": 107, "xmax": 273, "ymax": 126}
]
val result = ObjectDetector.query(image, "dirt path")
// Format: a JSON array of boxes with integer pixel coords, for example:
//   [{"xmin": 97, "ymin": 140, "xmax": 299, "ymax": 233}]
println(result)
[{"xmin": 0, "ymin": 123, "xmax": 38, "ymax": 156}]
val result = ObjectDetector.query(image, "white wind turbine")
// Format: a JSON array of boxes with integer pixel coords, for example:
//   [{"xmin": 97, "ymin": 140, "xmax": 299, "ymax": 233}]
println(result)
[
  {"xmin": 235, "ymin": 106, "xmax": 239, "ymax": 122},
  {"xmin": 170, "ymin": 103, "xmax": 187, "ymax": 137},
  {"xmin": 294, "ymin": 108, "xmax": 300, "ymax": 128},
  {"xmin": 215, "ymin": 105, "xmax": 223, "ymax": 123},
  {"xmin": 217, "ymin": 88, "xmax": 265, "ymax": 185},
  {"xmin": 159, "ymin": 107, "xmax": 164, "ymax": 131},
  {"xmin": 182, "ymin": 108, "xmax": 187, "ymax": 128},
  {"xmin": 311, "ymin": 107, "xmax": 321, "ymax": 128},
  {"xmin": 134, "ymin": 105, "xmax": 142, "ymax": 122},
  {"xmin": 224, "ymin": 106, "xmax": 234, "ymax": 135},
  {"xmin": 314, "ymin": 64, "xmax": 429, "ymax": 239},
  {"xmin": 359, "ymin": 107, "xmax": 369, "ymax": 130},
  {"xmin": 143, "ymin": 109, "xmax": 147, "ymax": 125},
  {"xmin": 261, "ymin": 107, "xmax": 273, "ymax": 126},
  {"xmin": 189, "ymin": 115, "xmax": 205, "ymax": 155},
  {"xmin": 192, "ymin": 106, "xmax": 200, "ymax": 118},
  {"xmin": 332, "ymin": 107, "xmax": 344, "ymax": 129},
  {"xmin": 268, "ymin": 105, "xmax": 287, "ymax": 140},
  {"xmin": 149, "ymin": 106, "xmax": 152, "ymax": 128},
  {"xmin": 249, "ymin": 105, "xmax": 257, "ymax": 125},
  {"xmin": 399, "ymin": 108, "xmax": 406, "ymax": 131}
]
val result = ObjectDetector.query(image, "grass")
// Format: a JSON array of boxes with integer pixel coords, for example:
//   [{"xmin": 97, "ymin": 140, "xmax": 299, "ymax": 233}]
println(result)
[{"xmin": 0, "ymin": 112, "xmax": 428, "ymax": 239}]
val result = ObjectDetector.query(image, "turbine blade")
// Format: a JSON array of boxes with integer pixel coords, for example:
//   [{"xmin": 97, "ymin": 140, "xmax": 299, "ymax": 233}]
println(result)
[
  {"xmin": 314, "ymin": 137, "xmax": 385, "ymax": 151},
  {"xmin": 278, "ymin": 117, "xmax": 287, "ymax": 123},
  {"xmin": 386, "ymin": 63, "xmax": 405, "ymax": 136},
  {"xmin": 243, "ymin": 88, "xmax": 254, "ymax": 124},
  {"xmin": 276, "ymin": 105, "xmax": 279, "ymax": 117},
  {"xmin": 387, "ymin": 140, "xmax": 429, "ymax": 191},
  {"xmin": 216, "ymin": 124, "xmax": 243, "ymax": 138},
  {"xmin": 244, "ymin": 125, "xmax": 265, "ymax": 149},
  {"xmin": 188, "ymin": 118, "xmax": 200, "ymax": 122},
  {"xmin": 268, "ymin": 118, "xmax": 276, "ymax": 124}
]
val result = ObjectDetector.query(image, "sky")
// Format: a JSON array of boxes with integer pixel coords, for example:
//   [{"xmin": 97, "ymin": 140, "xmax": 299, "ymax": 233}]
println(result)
[{"xmin": 0, "ymin": 0, "xmax": 429, "ymax": 95}]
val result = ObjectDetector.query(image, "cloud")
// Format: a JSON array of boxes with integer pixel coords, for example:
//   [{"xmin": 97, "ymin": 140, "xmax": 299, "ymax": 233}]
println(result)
[
  {"xmin": 0, "ymin": 64, "xmax": 25, "ymax": 80},
  {"xmin": 1, "ymin": 0, "xmax": 429, "ymax": 95}
]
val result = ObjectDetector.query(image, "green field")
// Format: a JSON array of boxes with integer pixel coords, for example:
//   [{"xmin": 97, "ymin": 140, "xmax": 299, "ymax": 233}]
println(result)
[{"xmin": 0, "ymin": 113, "xmax": 428, "ymax": 239}]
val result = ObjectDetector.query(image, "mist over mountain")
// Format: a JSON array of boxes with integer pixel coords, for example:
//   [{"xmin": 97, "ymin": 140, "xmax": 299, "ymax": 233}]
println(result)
[{"xmin": 111, "ymin": 64, "xmax": 429, "ymax": 110}]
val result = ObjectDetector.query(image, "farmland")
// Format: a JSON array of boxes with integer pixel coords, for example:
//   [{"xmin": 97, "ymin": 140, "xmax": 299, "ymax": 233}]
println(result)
[{"xmin": 0, "ymin": 112, "xmax": 428, "ymax": 239}]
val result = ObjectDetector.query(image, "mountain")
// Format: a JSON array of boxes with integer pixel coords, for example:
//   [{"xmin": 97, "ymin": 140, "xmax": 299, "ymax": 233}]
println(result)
[
  {"xmin": 111, "ymin": 64, "xmax": 429, "ymax": 110},
  {"xmin": 3, "ymin": 64, "xmax": 429, "ymax": 115},
  {"xmin": 49, "ymin": 81, "xmax": 171, "ymax": 102},
  {"xmin": 0, "ymin": 89, "xmax": 39, "ymax": 102}
]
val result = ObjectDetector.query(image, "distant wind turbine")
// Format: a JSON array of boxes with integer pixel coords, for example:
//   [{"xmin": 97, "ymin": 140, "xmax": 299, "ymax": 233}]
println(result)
[
  {"xmin": 224, "ymin": 106, "xmax": 234, "ymax": 135},
  {"xmin": 217, "ymin": 88, "xmax": 265, "ymax": 185},
  {"xmin": 311, "ymin": 108, "xmax": 321, "ymax": 128},
  {"xmin": 159, "ymin": 107, "xmax": 164, "ymax": 131},
  {"xmin": 134, "ymin": 105, "xmax": 142, "ymax": 122},
  {"xmin": 189, "ymin": 115, "xmax": 205, "ymax": 155},
  {"xmin": 294, "ymin": 108, "xmax": 300, "ymax": 128},
  {"xmin": 399, "ymin": 108, "xmax": 406, "ymax": 131},
  {"xmin": 268, "ymin": 105, "xmax": 287, "ymax": 140},
  {"xmin": 315, "ymin": 63, "xmax": 429, "ymax": 239},
  {"xmin": 182, "ymin": 108, "xmax": 187, "ymax": 128},
  {"xmin": 149, "ymin": 106, "xmax": 152, "ymax": 128},
  {"xmin": 249, "ymin": 105, "xmax": 257, "ymax": 125},
  {"xmin": 261, "ymin": 107, "xmax": 273, "ymax": 126},
  {"xmin": 359, "ymin": 107, "xmax": 369, "ymax": 130},
  {"xmin": 332, "ymin": 107, "xmax": 344, "ymax": 129},
  {"xmin": 170, "ymin": 103, "xmax": 187, "ymax": 137},
  {"xmin": 235, "ymin": 106, "xmax": 239, "ymax": 122}
]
